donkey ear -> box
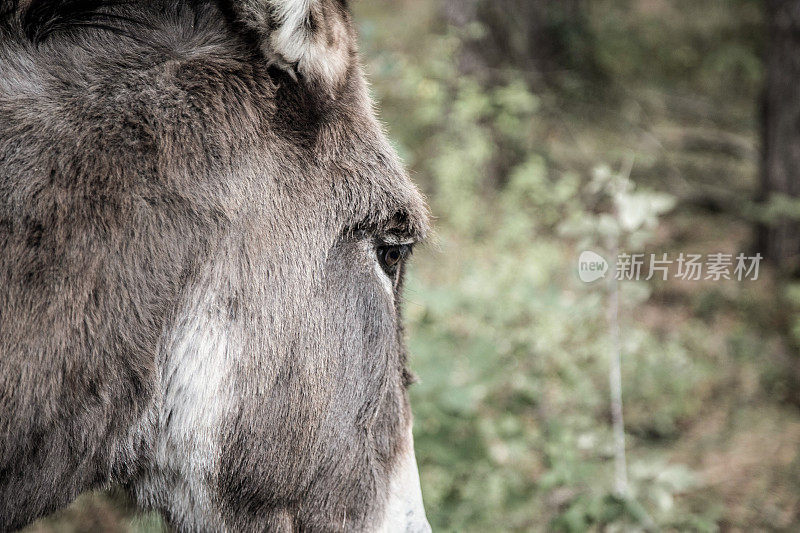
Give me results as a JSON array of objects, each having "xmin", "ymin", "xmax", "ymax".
[{"xmin": 233, "ymin": 0, "xmax": 353, "ymax": 93}]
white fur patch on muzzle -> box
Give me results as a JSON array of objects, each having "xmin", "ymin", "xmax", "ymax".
[{"xmin": 379, "ymin": 426, "xmax": 431, "ymax": 533}]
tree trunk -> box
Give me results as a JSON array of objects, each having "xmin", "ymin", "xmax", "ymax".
[
  {"xmin": 760, "ymin": 0, "xmax": 800, "ymax": 276},
  {"xmin": 441, "ymin": 0, "xmax": 595, "ymax": 88},
  {"xmin": 440, "ymin": 0, "xmax": 597, "ymax": 189}
]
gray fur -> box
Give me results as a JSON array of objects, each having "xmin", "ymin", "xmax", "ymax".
[{"xmin": 0, "ymin": 0, "xmax": 430, "ymax": 530}]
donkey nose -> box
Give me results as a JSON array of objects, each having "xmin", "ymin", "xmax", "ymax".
[
  {"xmin": 380, "ymin": 424, "xmax": 431, "ymax": 533},
  {"xmin": 381, "ymin": 473, "xmax": 431, "ymax": 533},
  {"xmin": 403, "ymin": 512, "xmax": 432, "ymax": 533}
]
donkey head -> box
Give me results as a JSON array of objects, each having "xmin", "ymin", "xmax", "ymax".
[{"xmin": 0, "ymin": 0, "xmax": 431, "ymax": 530}]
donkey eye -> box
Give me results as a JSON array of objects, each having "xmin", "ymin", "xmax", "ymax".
[{"xmin": 376, "ymin": 244, "xmax": 411, "ymax": 276}]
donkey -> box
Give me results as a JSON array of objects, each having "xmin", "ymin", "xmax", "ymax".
[{"xmin": 0, "ymin": 0, "xmax": 432, "ymax": 530}]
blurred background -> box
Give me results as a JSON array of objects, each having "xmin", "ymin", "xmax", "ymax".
[{"xmin": 24, "ymin": 0, "xmax": 800, "ymax": 531}]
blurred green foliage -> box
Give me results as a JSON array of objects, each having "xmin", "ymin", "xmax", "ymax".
[{"xmin": 355, "ymin": 0, "xmax": 799, "ymax": 531}]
